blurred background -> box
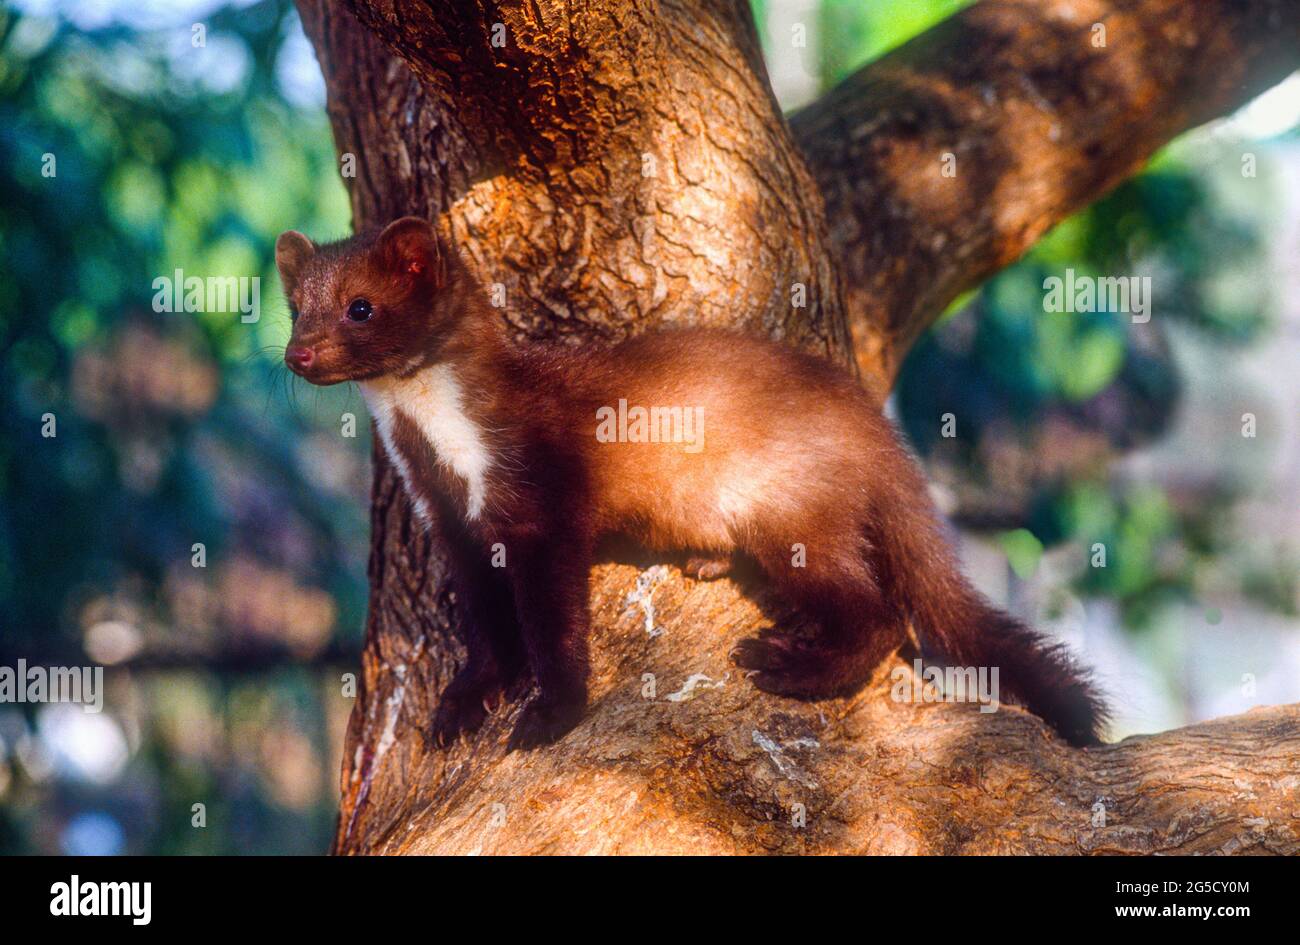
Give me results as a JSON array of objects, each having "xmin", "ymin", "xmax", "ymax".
[{"xmin": 0, "ymin": 0, "xmax": 1296, "ymax": 854}]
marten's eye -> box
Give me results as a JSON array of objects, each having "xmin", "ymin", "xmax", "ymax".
[
  {"xmin": 288, "ymin": 306, "xmax": 299, "ymax": 323},
  {"xmin": 347, "ymin": 298, "xmax": 373, "ymax": 322}
]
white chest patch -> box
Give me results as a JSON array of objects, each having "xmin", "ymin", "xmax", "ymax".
[{"xmin": 361, "ymin": 364, "xmax": 492, "ymax": 522}]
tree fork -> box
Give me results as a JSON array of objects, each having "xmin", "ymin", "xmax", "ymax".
[{"xmin": 294, "ymin": 0, "xmax": 1300, "ymax": 855}]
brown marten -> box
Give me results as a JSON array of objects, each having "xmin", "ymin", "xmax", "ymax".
[{"xmin": 276, "ymin": 216, "xmax": 1107, "ymax": 750}]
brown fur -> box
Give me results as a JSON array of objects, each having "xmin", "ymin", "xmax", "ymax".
[{"xmin": 277, "ymin": 217, "xmax": 1108, "ymax": 749}]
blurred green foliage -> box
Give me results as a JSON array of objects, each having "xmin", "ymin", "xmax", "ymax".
[
  {"xmin": 1, "ymin": 0, "xmax": 357, "ymax": 853},
  {"xmin": 895, "ymin": 154, "xmax": 1288, "ymax": 628},
  {"xmin": 818, "ymin": 0, "xmax": 972, "ymax": 79}
]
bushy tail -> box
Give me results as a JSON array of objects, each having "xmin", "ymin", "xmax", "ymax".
[
  {"xmin": 917, "ymin": 583, "xmax": 1107, "ymax": 746},
  {"xmin": 875, "ymin": 493, "xmax": 1108, "ymax": 746}
]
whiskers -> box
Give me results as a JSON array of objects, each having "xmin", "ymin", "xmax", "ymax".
[
  {"xmin": 245, "ymin": 342, "xmax": 314, "ymax": 422},
  {"xmin": 272, "ymin": 363, "xmax": 364, "ymax": 429}
]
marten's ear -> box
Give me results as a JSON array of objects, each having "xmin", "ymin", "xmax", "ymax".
[
  {"xmin": 376, "ymin": 216, "xmax": 444, "ymax": 286},
  {"xmin": 275, "ymin": 231, "xmax": 316, "ymax": 293}
]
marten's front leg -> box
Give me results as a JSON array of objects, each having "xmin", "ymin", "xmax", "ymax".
[
  {"xmin": 505, "ymin": 536, "xmax": 593, "ymax": 750},
  {"xmin": 431, "ymin": 545, "xmax": 526, "ymax": 746}
]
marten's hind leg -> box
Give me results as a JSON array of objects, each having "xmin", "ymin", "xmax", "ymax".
[{"xmin": 731, "ymin": 535, "xmax": 905, "ymax": 698}]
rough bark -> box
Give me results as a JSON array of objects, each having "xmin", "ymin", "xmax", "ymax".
[{"xmin": 292, "ymin": 0, "xmax": 1300, "ymax": 855}]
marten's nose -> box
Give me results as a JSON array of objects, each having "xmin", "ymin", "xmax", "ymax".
[{"xmin": 285, "ymin": 346, "xmax": 315, "ymax": 372}]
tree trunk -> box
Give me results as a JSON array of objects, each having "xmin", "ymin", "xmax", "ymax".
[{"xmin": 294, "ymin": 0, "xmax": 1300, "ymax": 855}]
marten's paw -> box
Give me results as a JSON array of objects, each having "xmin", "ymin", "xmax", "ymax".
[
  {"xmin": 731, "ymin": 637, "xmax": 865, "ymax": 699},
  {"xmin": 683, "ymin": 555, "xmax": 732, "ymax": 581},
  {"xmin": 506, "ymin": 695, "xmax": 585, "ymax": 751},
  {"xmin": 429, "ymin": 676, "xmax": 502, "ymax": 747}
]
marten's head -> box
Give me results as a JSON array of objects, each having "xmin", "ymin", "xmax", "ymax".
[{"xmin": 275, "ymin": 216, "xmax": 457, "ymax": 385}]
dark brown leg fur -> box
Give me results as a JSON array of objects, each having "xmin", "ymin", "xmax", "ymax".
[
  {"xmin": 505, "ymin": 536, "xmax": 593, "ymax": 750},
  {"xmin": 732, "ymin": 530, "xmax": 905, "ymax": 697},
  {"xmin": 431, "ymin": 549, "xmax": 527, "ymax": 746}
]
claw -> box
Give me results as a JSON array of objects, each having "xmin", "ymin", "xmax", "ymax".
[
  {"xmin": 731, "ymin": 634, "xmax": 864, "ymax": 699},
  {"xmin": 684, "ymin": 555, "xmax": 732, "ymax": 581},
  {"xmin": 430, "ymin": 676, "xmax": 498, "ymax": 748},
  {"xmin": 506, "ymin": 697, "xmax": 585, "ymax": 751}
]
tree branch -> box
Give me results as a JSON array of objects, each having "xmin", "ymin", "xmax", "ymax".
[{"xmin": 792, "ymin": 0, "xmax": 1300, "ymax": 382}]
